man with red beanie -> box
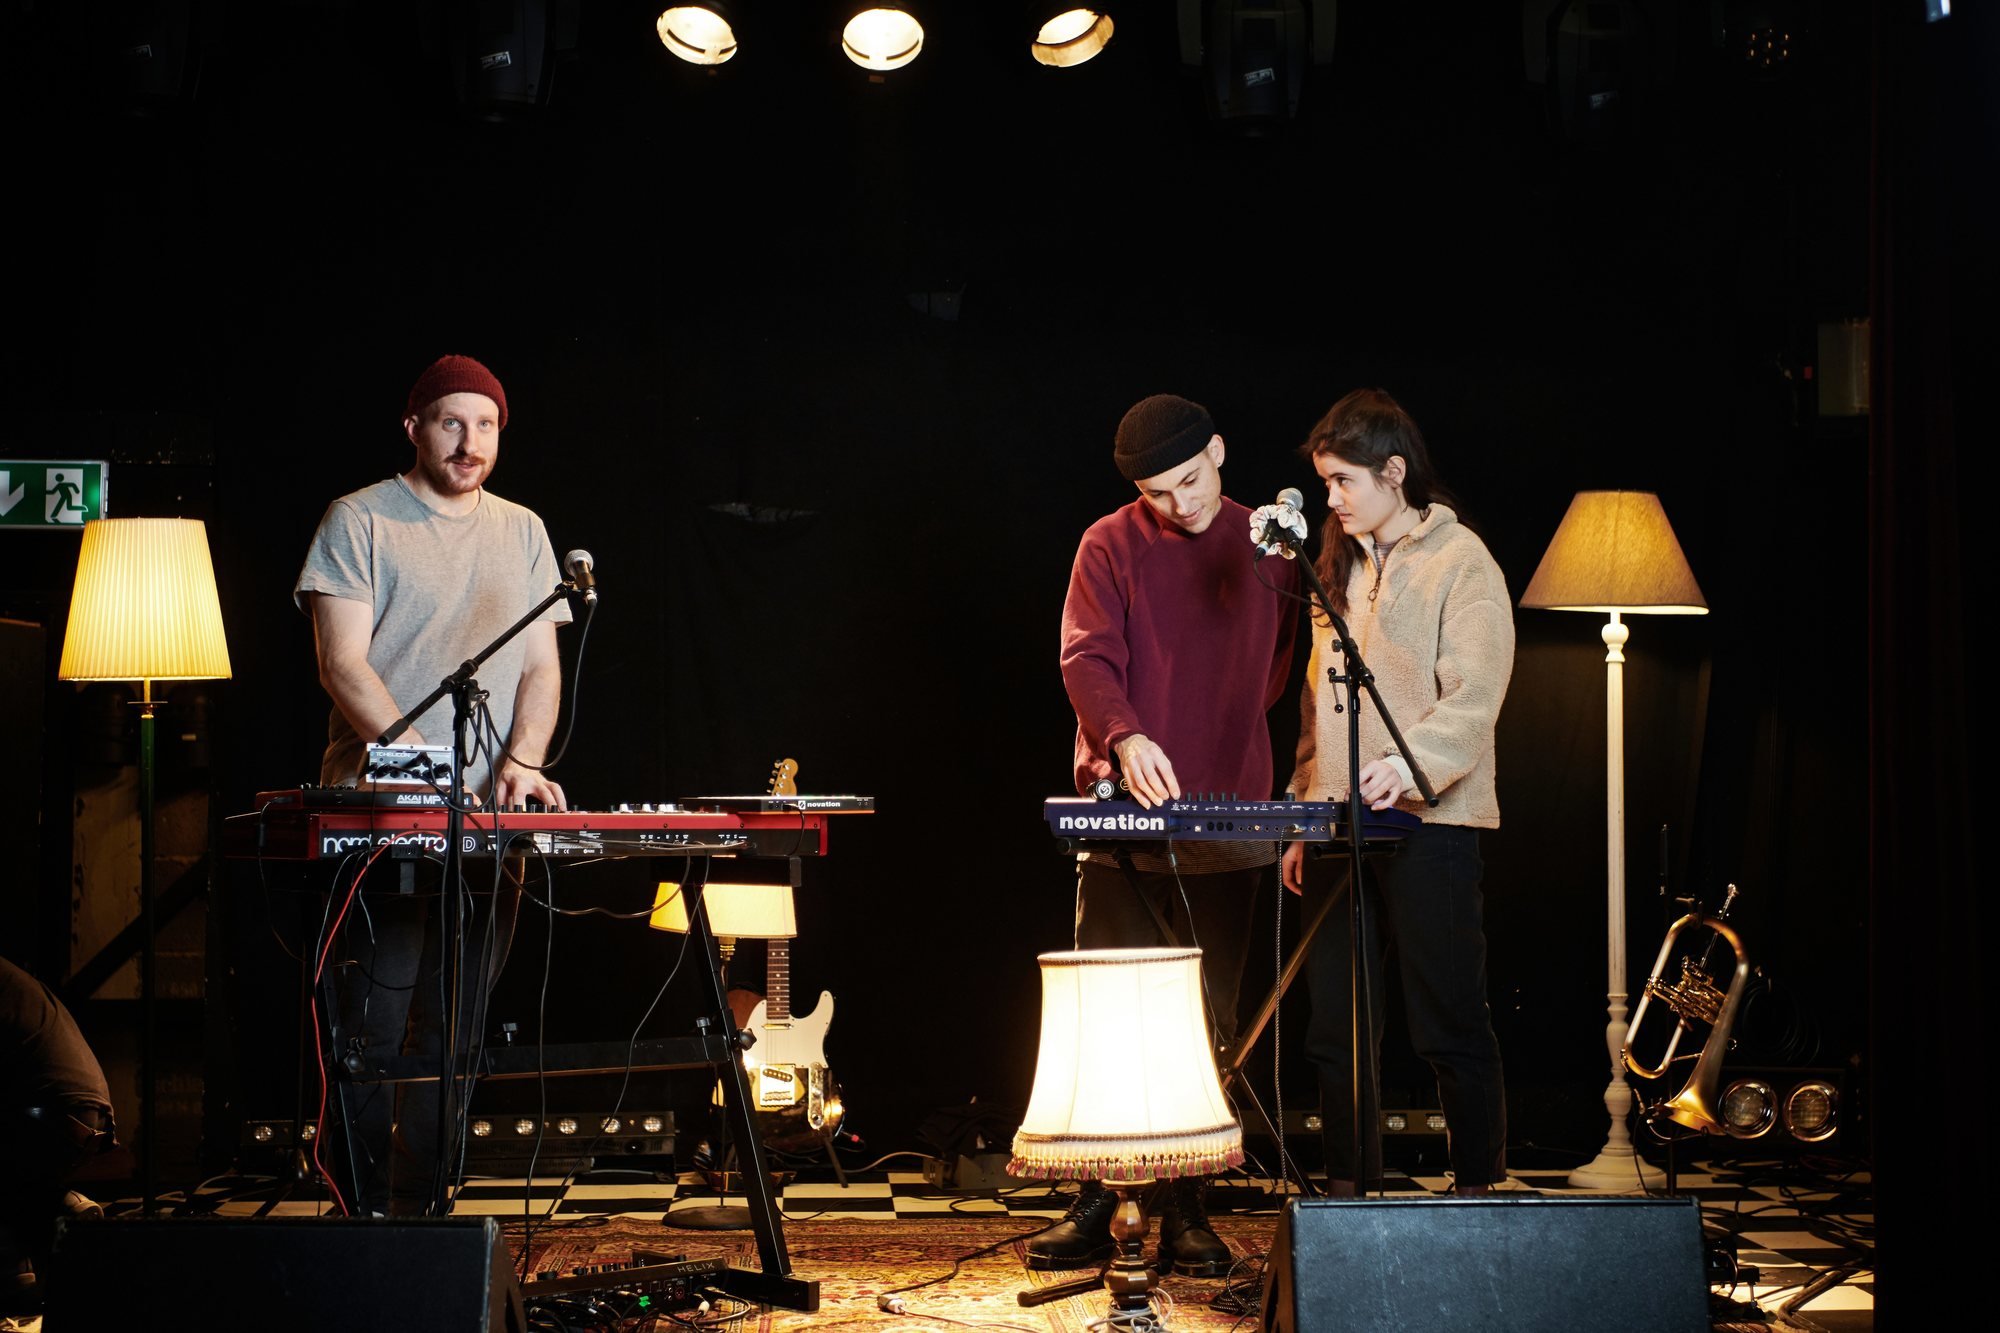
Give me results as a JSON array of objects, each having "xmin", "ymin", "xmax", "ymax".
[
  {"xmin": 1035, "ymin": 393, "xmax": 1300, "ymax": 1275},
  {"xmin": 293, "ymin": 353, "xmax": 571, "ymax": 1214}
]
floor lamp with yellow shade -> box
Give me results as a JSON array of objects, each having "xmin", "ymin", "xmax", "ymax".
[
  {"xmin": 56, "ymin": 517, "xmax": 232, "ymax": 1215},
  {"xmin": 1518, "ymin": 491, "xmax": 1707, "ymax": 1191}
]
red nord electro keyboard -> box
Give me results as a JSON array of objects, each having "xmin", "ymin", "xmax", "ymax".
[
  {"xmin": 1044, "ymin": 796, "xmax": 1419, "ymax": 849},
  {"xmin": 224, "ymin": 787, "xmax": 873, "ymax": 861}
]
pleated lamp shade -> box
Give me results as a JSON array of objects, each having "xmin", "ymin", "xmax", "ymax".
[
  {"xmin": 1009, "ymin": 948, "xmax": 1243, "ymax": 1184},
  {"xmin": 58, "ymin": 518, "xmax": 233, "ymax": 682},
  {"xmin": 1518, "ymin": 491, "xmax": 1709, "ymax": 615}
]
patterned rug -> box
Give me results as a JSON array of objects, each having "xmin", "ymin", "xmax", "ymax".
[{"xmin": 504, "ymin": 1213, "xmax": 1281, "ymax": 1331}]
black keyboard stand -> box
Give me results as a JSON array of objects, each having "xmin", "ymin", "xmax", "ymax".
[
  {"xmin": 337, "ymin": 872, "xmax": 820, "ymax": 1313},
  {"xmin": 1214, "ymin": 835, "xmax": 1407, "ymax": 1197}
]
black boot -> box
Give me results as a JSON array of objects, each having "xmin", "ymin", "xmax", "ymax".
[
  {"xmin": 1025, "ymin": 1182, "xmax": 1116, "ymax": 1271},
  {"xmin": 1156, "ymin": 1176, "xmax": 1232, "ymax": 1277}
]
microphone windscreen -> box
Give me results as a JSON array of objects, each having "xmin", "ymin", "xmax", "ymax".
[{"xmin": 1277, "ymin": 487, "xmax": 1306, "ymax": 510}]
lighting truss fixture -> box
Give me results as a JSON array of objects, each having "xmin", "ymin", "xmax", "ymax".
[
  {"xmin": 658, "ymin": 5, "xmax": 739, "ymax": 66},
  {"xmin": 1274, "ymin": 1107, "xmax": 1445, "ymax": 1137},
  {"xmin": 462, "ymin": 1110, "xmax": 677, "ymax": 1168},
  {"xmin": 467, "ymin": 1113, "xmax": 666, "ymax": 1138},
  {"xmin": 1718, "ymin": 1078, "xmax": 1777, "ymax": 1139},
  {"xmin": 1030, "ymin": 6, "xmax": 1114, "ymax": 68},
  {"xmin": 1780, "ymin": 1079, "xmax": 1839, "ymax": 1143},
  {"xmin": 842, "ymin": 5, "xmax": 924, "ymax": 72},
  {"xmin": 1715, "ymin": 1071, "xmax": 1841, "ymax": 1145}
]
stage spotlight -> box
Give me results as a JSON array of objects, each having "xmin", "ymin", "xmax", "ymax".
[
  {"xmin": 657, "ymin": 5, "xmax": 739, "ymax": 66},
  {"xmin": 1182, "ymin": 0, "xmax": 1330, "ymax": 131},
  {"xmin": 446, "ymin": 0, "xmax": 578, "ymax": 119},
  {"xmin": 1524, "ymin": 0, "xmax": 1667, "ymax": 147},
  {"xmin": 1030, "ymin": 6, "xmax": 1114, "ymax": 68},
  {"xmin": 842, "ymin": 6, "xmax": 924, "ymax": 72}
]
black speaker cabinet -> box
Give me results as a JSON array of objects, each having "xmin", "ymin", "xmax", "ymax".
[
  {"xmin": 1261, "ymin": 1196, "xmax": 1709, "ymax": 1332},
  {"xmin": 42, "ymin": 1216, "xmax": 524, "ymax": 1332}
]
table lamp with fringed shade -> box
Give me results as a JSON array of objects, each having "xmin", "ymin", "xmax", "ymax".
[
  {"xmin": 1010, "ymin": 948, "xmax": 1243, "ymax": 1324},
  {"xmin": 1519, "ymin": 491, "xmax": 1706, "ymax": 1191},
  {"xmin": 57, "ymin": 517, "xmax": 232, "ymax": 1215},
  {"xmin": 651, "ymin": 881, "xmax": 797, "ymax": 950}
]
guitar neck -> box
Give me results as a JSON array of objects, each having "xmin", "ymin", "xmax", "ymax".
[{"xmin": 764, "ymin": 938, "xmax": 792, "ymax": 1023}]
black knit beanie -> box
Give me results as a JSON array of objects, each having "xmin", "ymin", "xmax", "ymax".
[{"xmin": 1113, "ymin": 394, "xmax": 1216, "ymax": 481}]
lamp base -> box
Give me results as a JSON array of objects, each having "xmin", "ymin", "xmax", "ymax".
[
  {"xmin": 1103, "ymin": 1181, "xmax": 1163, "ymax": 1325},
  {"xmin": 660, "ymin": 1205, "xmax": 754, "ymax": 1230},
  {"xmin": 1569, "ymin": 1067, "xmax": 1667, "ymax": 1191},
  {"xmin": 1567, "ymin": 1148, "xmax": 1666, "ymax": 1191}
]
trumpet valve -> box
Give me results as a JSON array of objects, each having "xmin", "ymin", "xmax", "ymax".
[{"xmin": 1649, "ymin": 959, "xmax": 1726, "ymax": 1026}]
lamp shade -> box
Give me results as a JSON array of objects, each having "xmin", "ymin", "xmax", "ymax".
[
  {"xmin": 1517, "ymin": 491, "xmax": 1709, "ymax": 615},
  {"xmin": 58, "ymin": 518, "xmax": 233, "ymax": 681},
  {"xmin": 1009, "ymin": 948, "xmax": 1243, "ymax": 1183},
  {"xmin": 651, "ymin": 881, "xmax": 797, "ymax": 938}
]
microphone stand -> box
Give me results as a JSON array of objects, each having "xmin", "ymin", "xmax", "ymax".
[
  {"xmin": 375, "ymin": 572, "xmax": 591, "ymax": 1216},
  {"xmin": 1262, "ymin": 535, "xmax": 1436, "ymax": 1196}
]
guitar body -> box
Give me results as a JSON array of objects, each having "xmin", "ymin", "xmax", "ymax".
[
  {"xmin": 708, "ymin": 758, "xmax": 848, "ymax": 1160},
  {"xmin": 742, "ymin": 991, "xmax": 836, "ymax": 1074},
  {"xmin": 737, "ymin": 990, "xmax": 842, "ymax": 1153}
]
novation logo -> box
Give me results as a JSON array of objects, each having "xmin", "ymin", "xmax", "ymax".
[{"xmin": 1057, "ymin": 812, "xmax": 1168, "ymax": 833}]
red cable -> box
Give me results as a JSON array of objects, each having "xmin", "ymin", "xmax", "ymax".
[{"xmin": 306, "ymin": 835, "xmax": 412, "ymax": 1216}]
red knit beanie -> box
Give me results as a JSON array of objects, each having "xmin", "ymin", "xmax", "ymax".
[{"xmin": 405, "ymin": 354, "xmax": 508, "ymax": 429}]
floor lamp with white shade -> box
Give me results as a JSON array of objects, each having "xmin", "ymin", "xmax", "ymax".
[
  {"xmin": 1518, "ymin": 491, "xmax": 1706, "ymax": 1191},
  {"xmin": 56, "ymin": 517, "xmax": 232, "ymax": 1215}
]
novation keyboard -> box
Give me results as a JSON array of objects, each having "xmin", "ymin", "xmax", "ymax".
[
  {"xmin": 1044, "ymin": 796, "xmax": 1421, "ymax": 849},
  {"xmin": 225, "ymin": 788, "xmax": 872, "ymax": 861}
]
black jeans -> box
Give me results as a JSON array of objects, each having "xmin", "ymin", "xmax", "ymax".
[
  {"xmin": 324, "ymin": 859, "xmax": 520, "ymax": 1214},
  {"xmin": 1074, "ymin": 858, "xmax": 1262, "ymax": 1057},
  {"xmin": 1303, "ymin": 823, "xmax": 1507, "ymax": 1187}
]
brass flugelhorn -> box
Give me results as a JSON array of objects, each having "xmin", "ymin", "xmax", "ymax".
[{"xmin": 1622, "ymin": 884, "xmax": 1750, "ymax": 1135}]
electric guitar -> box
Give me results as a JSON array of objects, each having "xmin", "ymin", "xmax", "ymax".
[{"xmin": 715, "ymin": 759, "xmax": 845, "ymax": 1156}]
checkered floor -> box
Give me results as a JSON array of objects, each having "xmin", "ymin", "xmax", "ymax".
[{"xmin": 149, "ymin": 1155, "xmax": 1871, "ymax": 1327}]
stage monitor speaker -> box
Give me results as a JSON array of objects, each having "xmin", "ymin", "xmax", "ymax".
[
  {"xmin": 41, "ymin": 1216, "xmax": 525, "ymax": 1333},
  {"xmin": 1260, "ymin": 1196, "xmax": 1708, "ymax": 1332}
]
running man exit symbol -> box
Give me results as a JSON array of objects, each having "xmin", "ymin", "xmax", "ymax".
[
  {"xmin": 0, "ymin": 460, "xmax": 107, "ymax": 529},
  {"xmin": 48, "ymin": 469, "xmax": 87, "ymax": 524}
]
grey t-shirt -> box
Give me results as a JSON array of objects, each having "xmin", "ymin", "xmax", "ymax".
[{"xmin": 294, "ymin": 475, "xmax": 572, "ymax": 796}]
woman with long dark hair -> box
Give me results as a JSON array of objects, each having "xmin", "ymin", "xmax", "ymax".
[{"xmin": 1280, "ymin": 388, "xmax": 1514, "ymax": 1195}]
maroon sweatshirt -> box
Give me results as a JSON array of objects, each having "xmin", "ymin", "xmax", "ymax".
[{"xmin": 1061, "ymin": 496, "xmax": 1300, "ymax": 803}]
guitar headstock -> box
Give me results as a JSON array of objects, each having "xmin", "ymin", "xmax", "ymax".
[{"xmin": 768, "ymin": 757, "xmax": 799, "ymax": 797}]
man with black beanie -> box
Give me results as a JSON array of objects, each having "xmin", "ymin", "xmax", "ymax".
[{"xmin": 1040, "ymin": 394, "xmax": 1300, "ymax": 1275}]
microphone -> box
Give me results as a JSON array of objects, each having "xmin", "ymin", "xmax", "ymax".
[
  {"xmin": 1251, "ymin": 488, "xmax": 1309, "ymax": 558},
  {"xmin": 564, "ymin": 549, "xmax": 597, "ymax": 602}
]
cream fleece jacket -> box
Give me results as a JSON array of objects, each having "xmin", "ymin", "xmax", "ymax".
[{"xmin": 1287, "ymin": 503, "xmax": 1514, "ymax": 828}]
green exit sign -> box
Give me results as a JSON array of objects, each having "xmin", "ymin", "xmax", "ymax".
[{"xmin": 1, "ymin": 460, "xmax": 108, "ymax": 529}]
